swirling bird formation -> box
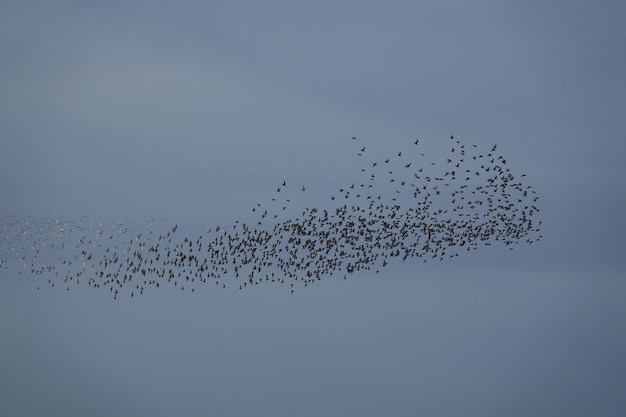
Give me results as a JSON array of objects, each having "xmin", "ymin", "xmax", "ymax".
[{"xmin": 0, "ymin": 136, "xmax": 542, "ymax": 297}]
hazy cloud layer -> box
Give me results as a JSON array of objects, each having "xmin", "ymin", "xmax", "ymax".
[{"xmin": 1, "ymin": 1, "xmax": 625, "ymax": 416}]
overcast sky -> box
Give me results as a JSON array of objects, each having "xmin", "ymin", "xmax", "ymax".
[{"xmin": 1, "ymin": 1, "xmax": 625, "ymax": 416}]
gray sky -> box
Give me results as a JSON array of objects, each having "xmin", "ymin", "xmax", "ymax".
[{"xmin": 1, "ymin": 1, "xmax": 625, "ymax": 416}]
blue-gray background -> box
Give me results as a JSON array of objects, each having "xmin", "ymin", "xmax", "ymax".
[{"xmin": 1, "ymin": 1, "xmax": 625, "ymax": 416}]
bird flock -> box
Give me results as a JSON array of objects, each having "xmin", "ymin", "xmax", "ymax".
[{"xmin": 0, "ymin": 136, "xmax": 542, "ymax": 298}]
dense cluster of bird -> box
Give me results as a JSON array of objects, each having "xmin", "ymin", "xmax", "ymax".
[{"xmin": 0, "ymin": 136, "xmax": 542, "ymax": 297}]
